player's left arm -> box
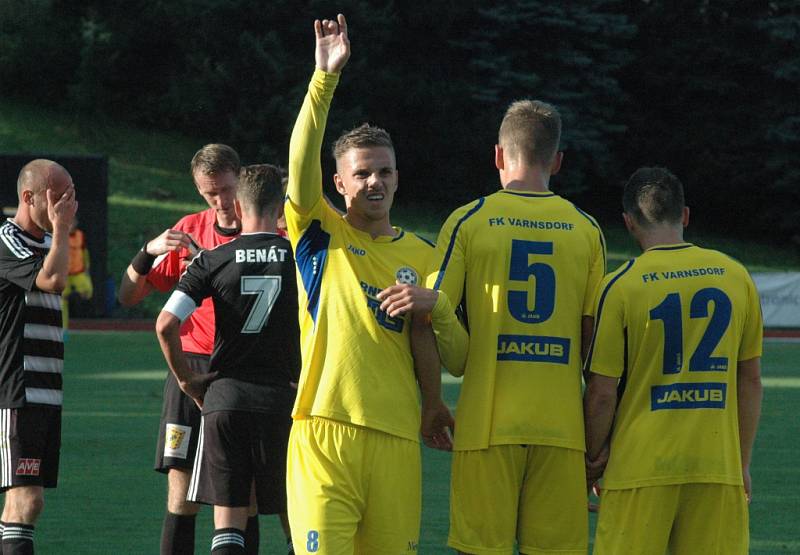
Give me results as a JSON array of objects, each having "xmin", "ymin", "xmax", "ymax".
[
  {"xmin": 736, "ymin": 274, "xmax": 764, "ymax": 501},
  {"xmin": 737, "ymin": 356, "xmax": 762, "ymax": 501},
  {"xmin": 584, "ymin": 372, "xmax": 618, "ymax": 462},
  {"xmin": 411, "ymin": 316, "xmax": 454, "ymax": 451}
]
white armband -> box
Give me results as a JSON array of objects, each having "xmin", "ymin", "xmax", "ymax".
[{"xmin": 162, "ymin": 291, "xmax": 198, "ymax": 323}]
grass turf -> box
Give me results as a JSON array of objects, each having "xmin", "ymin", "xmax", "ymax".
[{"xmin": 21, "ymin": 332, "xmax": 800, "ymax": 553}]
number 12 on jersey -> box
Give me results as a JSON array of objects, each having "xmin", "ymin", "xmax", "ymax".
[{"xmin": 649, "ymin": 287, "xmax": 732, "ymax": 374}]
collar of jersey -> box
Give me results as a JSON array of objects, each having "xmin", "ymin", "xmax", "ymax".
[
  {"xmin": 646, "ymin": 242, "xmax": 694, "ymax": 252},
  {"xmin": 499, "ymin": 190, "xmax": 556, "ymax": 198},
  {"xmin": 5, "ymin": 218, "xmax": 50, "ymax": 243},
  {"xmin": 348, "ymin": 224, "xmax": 405, "ymax": 243}
]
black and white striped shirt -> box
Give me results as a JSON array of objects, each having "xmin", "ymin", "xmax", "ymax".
[{"xmin": 0, "ymin": 219, "xmax": 63, "ymax": 408}]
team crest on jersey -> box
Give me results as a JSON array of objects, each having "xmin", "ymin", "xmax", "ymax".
[
  {"xmin": 164, "ymin": 424, "xmax": 192, "ymax": 459},
  {"xmin": 395, "ymin": 267, "xmax": 418, "ymax": 285}
]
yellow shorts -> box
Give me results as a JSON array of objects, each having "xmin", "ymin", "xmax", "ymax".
[
  {"xmin": 594, "ymin": 483, "xmax": 749, "ymax": 555},
  {"xmin": 286, "ymin": 417, "xmax": 421, "ymax": 554},
  {"xmin": 449, "ymin": 444, "xmax": 587, "ymax": 555}
]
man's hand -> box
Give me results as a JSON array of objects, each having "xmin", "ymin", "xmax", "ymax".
[
  {"xmin": 743, "ymin": 466, "xmax": 752, "ymax": 504},
  {"xmin": 377, "ymin": 283, "xmax": 438, "ymax": 318},
  {"xmin": 47, "ymin": 185, "xmax": 77, "ymax": 232},
  {"xmin": 178, "ymin": 371, "xmax": 218, "ymax": 410},
  {"xmin": 146, "ymin": 228, "xmax": 195, "ymax": 257},
  {"xmin": 421, "ymin": 399, "xmax": 454, "ymax": 451},
  {"xmin": 315, "ymin": 14, "xmax": 350, "ymax": 74},
  {"xmin": 586, "ymin": 443, "xmax": 609, "ymax": 483}
]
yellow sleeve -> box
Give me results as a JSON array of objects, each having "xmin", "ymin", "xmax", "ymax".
[
  {"xmin": 586, "ymin": 272, "xmax": 627, "ymax": 378},
  {"xmin": 739, "ymin": 272, "xmax": 764, "ymax": 361},
  {"xmin": 583, "ymin": 223, "xmax": 607, "ymax": 316},
  {"xmin": 430, "ymin": 291, "xmax": 469, "ymax": 376},
  {"xmin": 287, "ymin": 69, "xmax": 340, "ymax": 214}
]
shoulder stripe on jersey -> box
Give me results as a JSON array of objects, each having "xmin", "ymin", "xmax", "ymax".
[
  {"xmin": 295, "ymin": 219, "xmax": 330, "ymax": 323},
  {"xmin": 433, "ymin": 198, "xmax": 485, "ymax": 291},
  {"xmin": 25, "ymin": 291, "xmax": 61, "ymax": 310},
  {"xmin": 570, "ymin": 203, "xmax": 607, "ymax": 269},
  {"xmin": 0, "ymin": 225, "xmax": 34, "ymax": 259},
  {"xmin": 24, "ymin": 356, "xmax": 63, "ymax": 374},
  {"xmin": 585, "ymin": 258, "xmax": 635, "ymax": 369},
  {"xmin": 25, "ymin": 388, "xmax": 63, "ymax": 406},
  {"xmin": 413, "ymin": 233, "xmax": 435, "ymax": 248},
  {"xmin": 391, "ymin": 230, "xmax": 406, "ymax": 242},
  {"xmin": 24, "ymin": 324, "xmax": 63, "ymax": 343}
]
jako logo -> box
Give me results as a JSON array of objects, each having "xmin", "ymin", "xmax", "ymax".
[{"xmin": 16, "ymin": 458, "xmax": 41, "ymax": 476}]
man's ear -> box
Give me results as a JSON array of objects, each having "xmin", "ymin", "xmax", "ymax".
[
  {"xmin": 333, "ymin": 174, "xmax": 346, "ymax": 195},
  {"xmin": 682, "ymin": 206, "xmax": 690, "ymax": 228},
  {"xmin": 622, "ymin": 212, "xmax": 634, "ymax": 233},
  {"xmin": 550, "ymin": 151, "xmax": 564, "ymax": 176},
  {"xmin": 494, "ymin": 144, "xmax": 504, "ymax": 171}
]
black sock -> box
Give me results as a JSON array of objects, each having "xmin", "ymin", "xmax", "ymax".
[
  {"xmin": 2, "ymin": 522, "xmax": 34, "ymax": 555},
  {"xmin": 244, "ymin": 516, "xmax": 259, "ymax": 555},
  {"xmin": 160, "ymin": 512, "xmax": 196, "ymax": 555},
  {"xmin": 211, "ymin": 527, "xmax": 245, "ymax": 554}
]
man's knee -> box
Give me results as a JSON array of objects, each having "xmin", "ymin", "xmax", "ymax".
[
  {"xmin": 166, "ymin": 469, "xmax": 200, "ymax": 515},
  {"xmin": 3, "ymin": 486, "xmax": 45, "ymax": 523}
]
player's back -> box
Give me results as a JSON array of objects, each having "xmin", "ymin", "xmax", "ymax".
[
  {"xmin": 431, "ymin": 190, "xmax": 605, "ymax": 450},
  {"xmin": 179, "ymin": 232, "xmax": 300, "ymax": 390},
  {"xmin": 590, "ymin": 243, "xmax": 762, "ymax": 488}
]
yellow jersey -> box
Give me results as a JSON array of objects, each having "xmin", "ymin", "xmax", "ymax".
[
  {"xmin": 285, "ymin": 69, "xmax": 433, "ymax": 442},
  {"xmin": 428, "ymin": 190, "xmax": 606, "ymax": 451},
  {"xmin": 586, "ymin": 243, "xmax": 763, "ymax": 489}
]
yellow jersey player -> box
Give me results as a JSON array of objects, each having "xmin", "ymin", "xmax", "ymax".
[
  {"xmin": 283, "ymin": 14, "xmax": 453, "ymax": 554},
  {"xmin": 584, "ymin": 167, "xmax": 763, "ymax": 554},
  {"xmin": 384, "ymin": 99, "xmax": 606, "ymax": 554}
]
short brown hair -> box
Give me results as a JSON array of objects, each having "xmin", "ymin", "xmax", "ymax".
[
  {"xmin": 237, "ymin": 164, "xmax": 284, "ymax": 214},
  {"xmin": 332, "ymin": 123, "xmax": 394, "ymax": 162},
  {"xmin": 498, "ymin": 100, "xmax": 561, "ymax": 166},
  {"xmin": 622, "ymin": 167, "xmax": 685, "ymax": 227},
  {"xmin": 190, "ymin": 144, "xmax": 241, "ymax": 176}
]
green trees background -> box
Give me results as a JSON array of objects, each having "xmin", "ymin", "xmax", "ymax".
[{"xmin": 2, "ymin": 0, "xmax": 798, "ymax": 240}]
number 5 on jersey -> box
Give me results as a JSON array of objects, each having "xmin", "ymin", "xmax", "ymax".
[{"xmin": 508, "ymin": 240, "xmax": 556, "ymax": 324}]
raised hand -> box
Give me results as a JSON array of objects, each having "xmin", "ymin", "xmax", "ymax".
[
  {"xmin": 146, "ymin": 228, "xmax": 195, "ymax": 256},
  {"xmin": 47, "ymin": 185, "xmax": 77, "ymax": 232},
  {"xmin": 315, "ymin": 13, "xmax": 350, "ymax": 73}
]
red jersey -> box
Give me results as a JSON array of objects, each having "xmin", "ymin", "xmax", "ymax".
[{"xmin": 147, "ymin": 208, "xmax": 239, "ymax": 354}]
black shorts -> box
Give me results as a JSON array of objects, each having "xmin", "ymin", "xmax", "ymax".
[
  {"xmin": 154, "ymin": 353, "xmax": 210, "ymax": 473},
  {"xmin": 186, "ymin": 410, "xmax": 291, "ymax": 514},
  {"xmin": 0, "ymin": 406, "xmax": 61, "ymax": 491}
]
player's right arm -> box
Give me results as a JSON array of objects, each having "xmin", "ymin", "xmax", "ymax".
[
  {"xmin": 35, "ymin": 185, "xmax": 78, "ymax": 293},
  {"xmin": 286, "ymin": 14, "xmax": 350, "ymax": 214},
  {"xmin": 118, "ymin": 228, "xmax": 194, "ymax": 307},
  {"xmin": 155, "ymin": 252, "xmax": 216, "ymax": 407}
]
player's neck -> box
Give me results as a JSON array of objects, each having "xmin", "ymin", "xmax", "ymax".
[
  {"xmin": 500, "ymin": 168, "xmax": 551, "ymax": 193},
  {"xmin": 241, "ymin": 214, "xmax": 278, "ymax": 234},
  {"xmin": 637, "ymin": 228, "xmax": 686, "ymax": 251},
  {"xmin": 215, "ymin": 212, "xmax": 240, "ymax": 230},
  {"xmin": 344, "ymin": 211, "xmax": 396, "ymax": 239},
  {"xmin": 9, "ymin": 208, "xmax": 45, "ymax": 239}
]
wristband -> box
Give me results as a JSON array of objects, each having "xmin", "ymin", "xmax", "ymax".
[{"xmin": 131, "ymin": 243, "xmax": 156, "ymax": 275}]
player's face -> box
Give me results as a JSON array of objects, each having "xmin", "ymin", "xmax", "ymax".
[
  {"xmin": 29, "ymin": 177, "xmax": 72, "ymax": 234},
  {"xmin": 334, "ymin": 147, "xmax": 397, "ymax": 223},
  {"xmin": 193, "ymin": 170, "xmax": 239, "ymax": 226}
]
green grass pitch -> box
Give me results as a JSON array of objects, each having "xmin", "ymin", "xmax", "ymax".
[{"xmin": 27, "ymin": 332, "xmax": 800, "ymax": 553}]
